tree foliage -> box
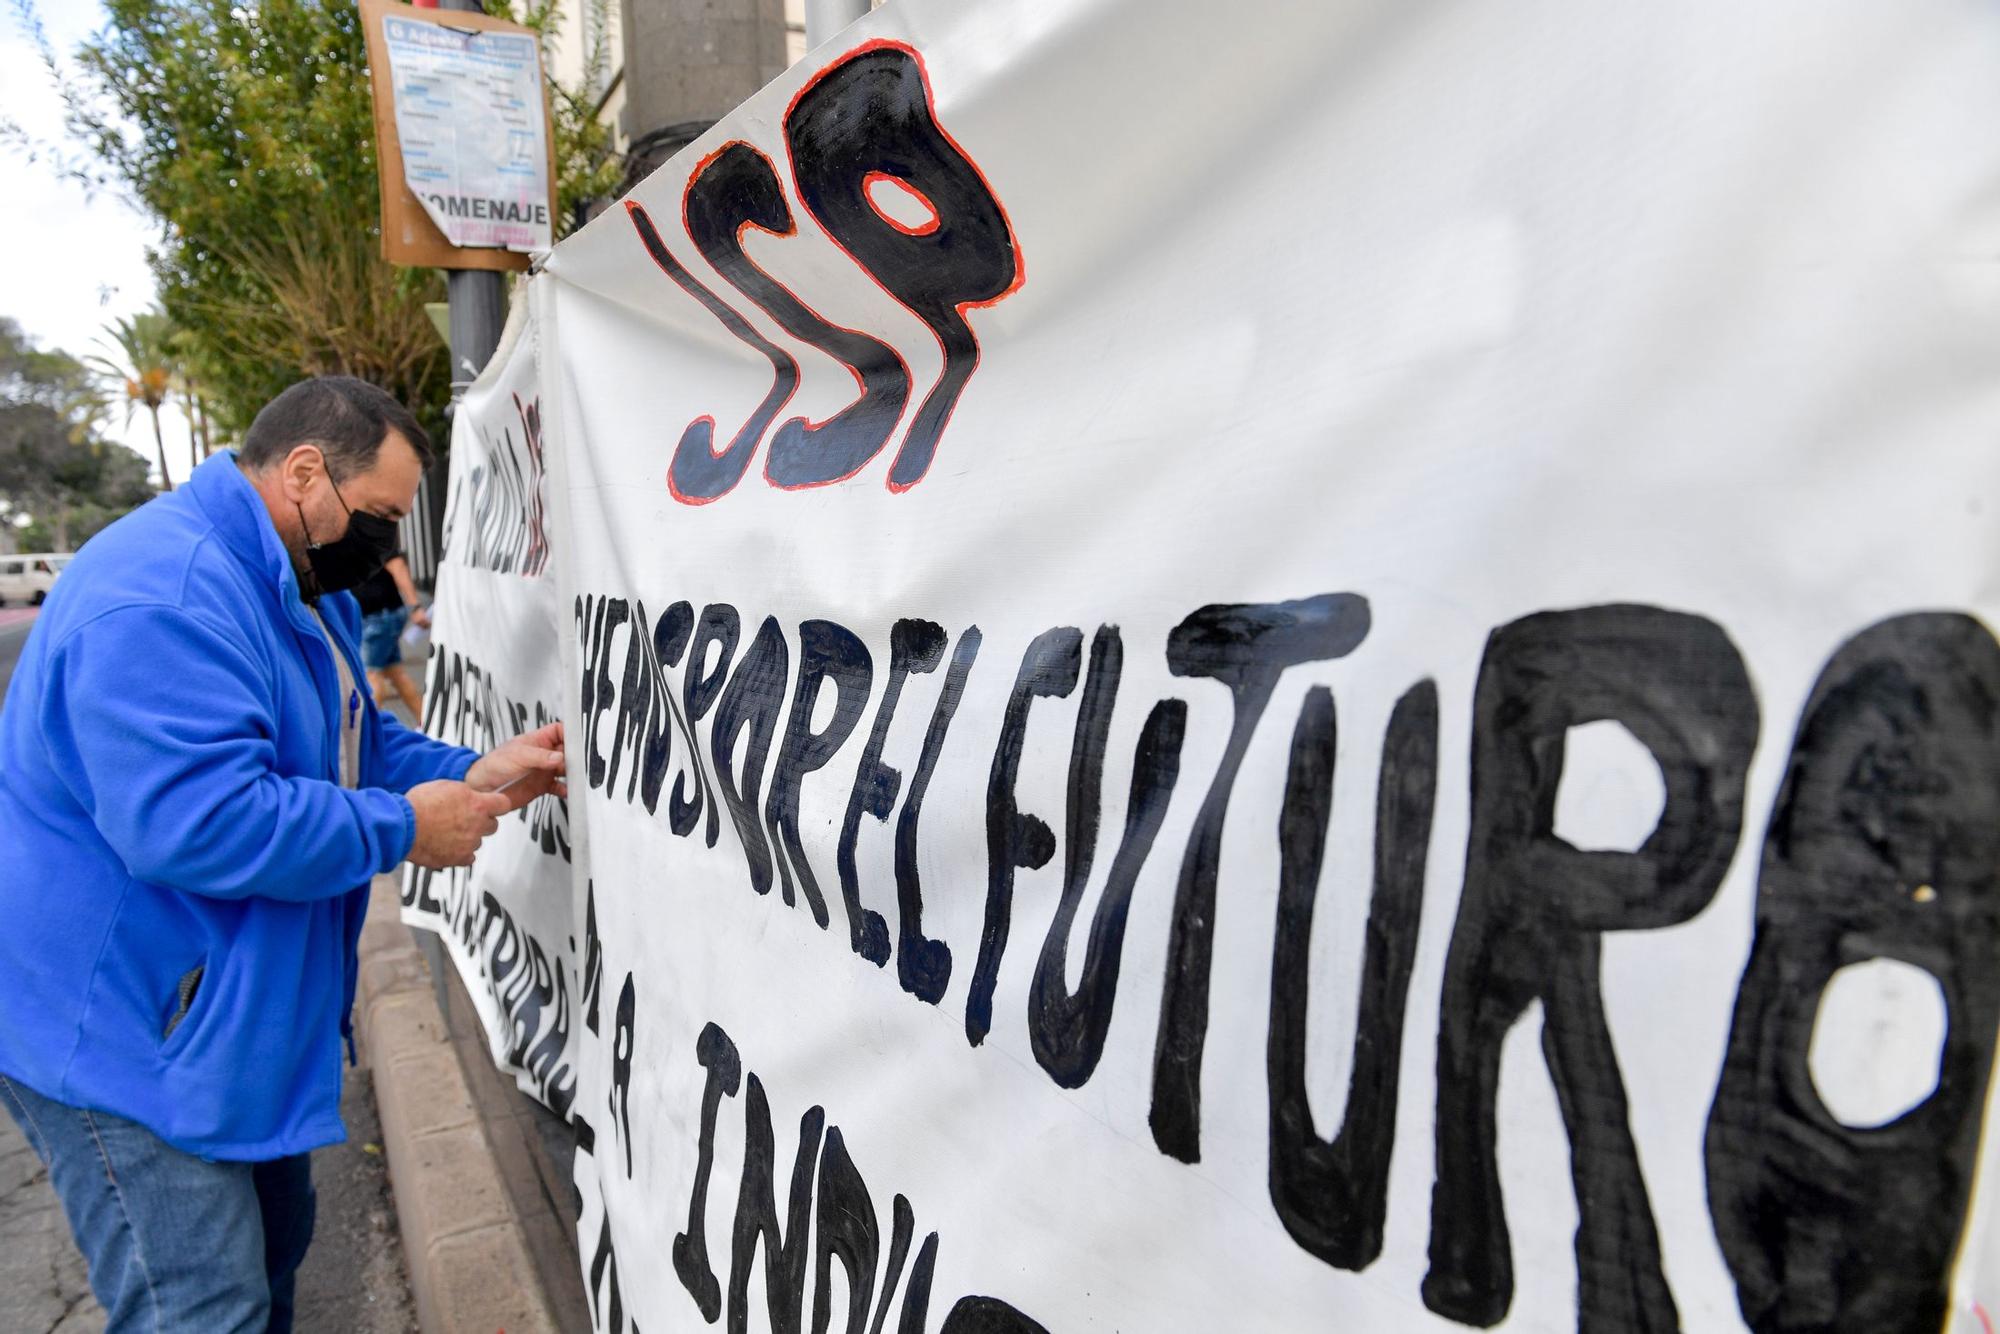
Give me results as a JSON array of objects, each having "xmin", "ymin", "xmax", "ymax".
[
  {"xmin": 0, "ymin": 318, "xmax": 157, "ymax": 551},
  {"xmin": 61, "ymin": 0, "xmax": 449, "ymax": 439},
  {"xmin": 0, "ymin": 314, "xmax": 94, "ymax": 420},
  {"xmin": 34, "ymin": 0, "xmax": 621, "ymax": 440}
]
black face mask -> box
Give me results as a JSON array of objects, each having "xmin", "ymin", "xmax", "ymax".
[{"xmin": 297, "ymin": 461, "xmax": 399, "ymax": 601}]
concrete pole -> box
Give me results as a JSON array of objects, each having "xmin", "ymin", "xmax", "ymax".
[
  {"xmin": 804, "ymin": 0, "xmax": 871, "ymax": 48},
  {"xmin": 616, "ymin": 0, "xmax": 790, "ymax": 192},
  {"xmin": 437, "ymin": 0, "xmax": 509, "ymax": 398}
]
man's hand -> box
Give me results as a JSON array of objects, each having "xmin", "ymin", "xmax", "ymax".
[
  {"xmin": 465, "ymin": 720, "xmax": 567, "ymax": 813},
  {"xmin": 409, "ymin": 604, "xmax": 433, "ymax": 630},
  {"xmin": 406, "ymin": 781, "xmax": 511, "ymax": 869}
]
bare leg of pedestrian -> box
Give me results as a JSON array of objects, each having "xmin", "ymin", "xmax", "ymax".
[{"xmin": 384, "ymin": 664, "xmax": 422, "ymax": 719}]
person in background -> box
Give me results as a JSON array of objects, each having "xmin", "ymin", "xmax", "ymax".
[
  {"xmin": 357, "ymin": 550, "xmax": 430, "ymax": 719},
  {"xmin": 0, "ymin": 376, "xmax": 567, "ymax": 1333}
]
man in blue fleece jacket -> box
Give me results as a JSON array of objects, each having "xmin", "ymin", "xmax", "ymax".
[{"xmin": 0, "ymin": 376, "xmax": 567, "ymax": 1332}]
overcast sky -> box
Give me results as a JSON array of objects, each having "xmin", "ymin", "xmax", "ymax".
[{"xmin": 2, "ymin": 3, "xmax": 198, "ymax": 488}]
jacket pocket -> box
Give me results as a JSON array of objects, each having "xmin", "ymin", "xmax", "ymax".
[{"xmin": 162, "ymin": 963, "xmax": 205, "ymax": 1044}]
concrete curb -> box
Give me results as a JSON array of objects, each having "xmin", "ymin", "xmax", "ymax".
[{"xmin": 356, "ymin": 876, "xmax": 562, "ymax": 1334}]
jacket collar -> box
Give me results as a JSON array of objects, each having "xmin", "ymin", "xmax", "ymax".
[{"xmin": 186, "ymin": 451, "xmax": 316, "ymax": 618}]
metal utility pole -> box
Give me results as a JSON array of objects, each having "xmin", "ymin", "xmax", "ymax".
[
  {"xmin": 437, "ymin": 0, "xmax": 508, "ymax": 396},
  {"xmin": 385, "ymin": 0, "xmax": 510, "ymax": 589},
  {"xmin": 804, "ymin": 0, "xmax": 870, "ymax": 47},
  {"xmin": 444, "ymin": 267, "xmax": 507, "ymax": 395}
]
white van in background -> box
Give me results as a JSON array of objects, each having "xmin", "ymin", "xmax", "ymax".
[{"xmin": 0, "ymin": 554, "xmax": 66, "ymax": 606}]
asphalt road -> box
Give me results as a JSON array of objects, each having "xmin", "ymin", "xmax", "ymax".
[
  {"xmin": 0, "ymin": 607, "xmax": 419, "ymax": 1332},
  {"xmin": 0, "ymin": 608, "xmax": 34, "ymax": 702}
]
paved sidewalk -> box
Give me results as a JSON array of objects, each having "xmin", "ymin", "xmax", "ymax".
[
  {"xmin": 294, "ymin": 1069, "xmax": 421, "ymax": 1332},
  {"xmin": 0, "ymin": 1107, "xmax": 98, "ymax": 1333},
  {"xmin": 356, "ymin": 878, "xmax": 567, "ymax": 1334},
  {"xmin": 0, "ymin": 608, "xmax": 36, "ymax": 698}
]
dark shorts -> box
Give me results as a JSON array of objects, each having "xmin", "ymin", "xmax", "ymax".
[{"xmin": 361, "ymin": 608, "xmax": 408, "ymax": 670}]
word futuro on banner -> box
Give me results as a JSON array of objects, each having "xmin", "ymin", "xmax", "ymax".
[{"xmin": 572, "ymin": 584, "xmax": 2000, "ymax": 1334}]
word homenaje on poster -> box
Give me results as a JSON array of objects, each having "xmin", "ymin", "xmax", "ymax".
[{"xmin": 360, "ymin": 0, "xmax": 554, "ymax": 272}]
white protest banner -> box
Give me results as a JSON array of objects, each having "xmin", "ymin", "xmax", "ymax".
[
  {"xmin": 422, "ymin": 0, "xmax": 2000, "ymax": 1328},
  {"xmin": 378, "ymin": 9, "xmax": 553, "ymax": 252},
  {"xmin": 400, "ymin": 297, "xmax": 577, "ymax": 1115}
]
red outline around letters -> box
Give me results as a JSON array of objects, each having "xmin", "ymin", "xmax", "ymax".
[
  {"xmin": 861, "ymin": 170, "xmax": 942, "ymax": 237},
  {"xmin": 712, "ymin": 142, "xmax": 916, "ymax": 494},
  {"xmin": 782, "ymin": 38, "xmax": 1026, "ymax": 493},
  {"xmin": 626, "ymin": 196, "xmax": 751, "ymax": 507}
]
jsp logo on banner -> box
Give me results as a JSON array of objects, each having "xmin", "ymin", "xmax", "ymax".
[{"xmin": 412, "ymin": 0, "xmax": 2000, "ymax": 1330}]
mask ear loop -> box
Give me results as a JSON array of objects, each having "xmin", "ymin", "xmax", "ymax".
[
  {"xmin": 311, "ymin": 446, "xmax": 359, "ymax": 538},
  {"xmin": 296, "ymin": 468, "xmax": 330, "ymax": 602},
  {"xmin": 295, "ymin": 451, "xmax": 348, "ymax": 599}
]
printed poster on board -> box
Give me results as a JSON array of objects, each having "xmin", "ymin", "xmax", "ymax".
[{"xmin": 379, "ymin": 10, "xmax": 553, "ymax": 252}]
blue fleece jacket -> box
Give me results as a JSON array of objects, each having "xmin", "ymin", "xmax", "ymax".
[{"xmin": 0, "ymin": 452, "xmax": 476, "ymax": 1160}]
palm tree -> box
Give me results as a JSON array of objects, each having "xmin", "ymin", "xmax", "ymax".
[
  {"xmin": 86, "ymin": 310, "xmax": 177, "ymax": 492},
  {"xmin": 166, "ymin": 327, "xmax": 216, "ymax": 472}
]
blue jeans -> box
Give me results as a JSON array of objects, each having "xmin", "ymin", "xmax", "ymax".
[
  {"xmin": 360, "ymin": 607, "xmax": 408, "ymax": 670},
  {"xmin": 0, "ymin": 1073, "xmax": 315, "ymax": 1333}
]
